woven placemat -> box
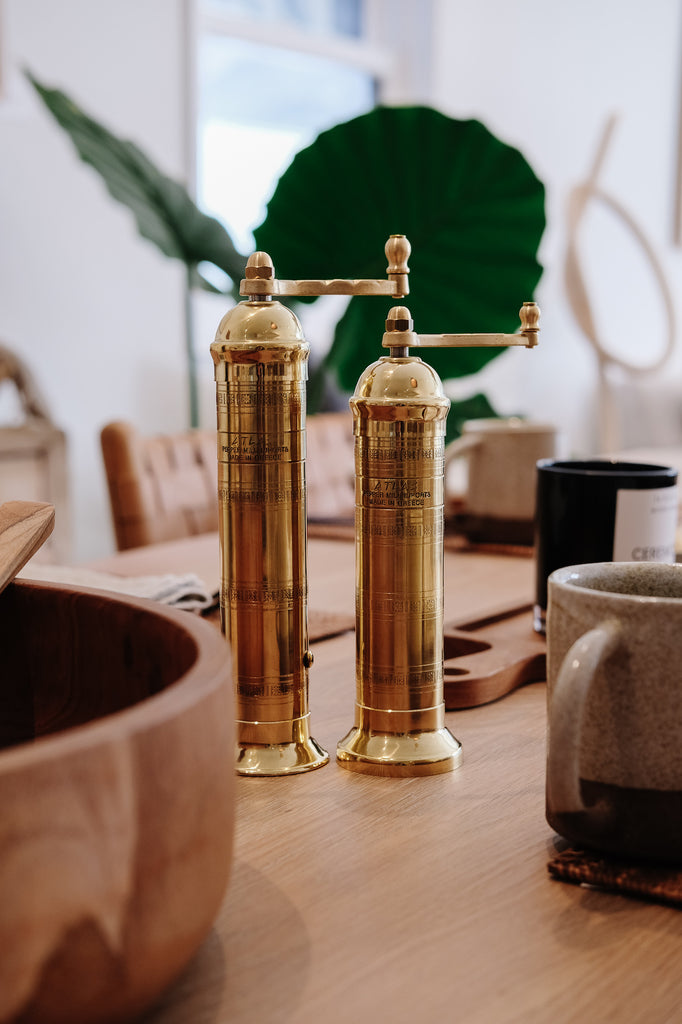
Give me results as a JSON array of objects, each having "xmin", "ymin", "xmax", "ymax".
[
  {"xmin": 548, "ymin": 847, "xmax": 682, "ymax": 908},
  {"xmin": 201, "ymin": 605, "xmax": 354, "ymax": 644},
  {"xmin": 307, "ymin": 520, "xmax": 354, "ymax": 542},
  {"xmin": 444, "ymin": 534, "xmax": 534, "ymax": 558},
  {"xmin": 308, "ymin": 609, "xmax": 355, "ymax": 642}
]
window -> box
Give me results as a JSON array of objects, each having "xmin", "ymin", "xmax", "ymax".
[{"xmin": 191, "ymin": 0, "xmax": 433, "ymax": 262}]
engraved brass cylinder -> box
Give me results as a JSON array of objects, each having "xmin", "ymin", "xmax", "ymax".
[
  {"xmin": 211, "ymin": 297, "xmax": 328, "ymax": 775},
  {"xmin": 337, "ymin": 354, "xmax": 462, "ymax": 776}
]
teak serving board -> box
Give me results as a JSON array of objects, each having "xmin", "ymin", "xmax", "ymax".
[{"xmin": 444, "ymin": 601, "xmax": 546, "ymax": 709}]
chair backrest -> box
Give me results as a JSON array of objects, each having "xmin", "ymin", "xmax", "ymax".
[
  {"xmin": 100, "ymin": 421, "xmax": 218, "ymax": 551},
  {"xmin": 305, "ymin": 411, "xmax": 355, "ymax": 521},
  {"xmin": 102, "ymin": 412, "xmax": 356, "ymax": 551}
]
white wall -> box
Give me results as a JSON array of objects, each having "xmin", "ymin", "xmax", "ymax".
[
  {"xmin": 2, "ymin": 0, "xmax": 682, "ymax": 562},
  {"xmin": 0, "ymin": 0, "xmax": 188, "ymax": 561},
  {"xmin": 431, "ymin": 0, "xmax": 682, "ymax": 456}
]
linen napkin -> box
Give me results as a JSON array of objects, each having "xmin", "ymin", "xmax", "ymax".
[{"xmin": 17, "ymin": 564, "xmax": 216, "ymax": 612}]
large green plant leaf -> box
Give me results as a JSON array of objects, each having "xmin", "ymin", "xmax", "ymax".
[
  {"xmin": 254, "ymin": 106, "xmax": 545, "ymax": 393},
  {"xmin": 446, "ymin": 392, "xmax": 500, "ymax": 444},
  {"xmin": 27, "ymin": 72, "xmax": 246, "ymax": 294}
]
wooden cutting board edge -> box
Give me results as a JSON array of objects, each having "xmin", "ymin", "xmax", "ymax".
[{"xmin": 444, "ymin": 599, "xmax": 546, "ymax": 710}]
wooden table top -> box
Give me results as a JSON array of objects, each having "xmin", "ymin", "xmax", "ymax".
[{"xmin": 91, "ymin": 534, "xmax": 682, "ymax": 1024}]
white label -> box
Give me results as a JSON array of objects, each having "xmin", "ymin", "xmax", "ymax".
[{"xmin": 613, "ymin": 486, "xmax": 678, "ymax": 562}]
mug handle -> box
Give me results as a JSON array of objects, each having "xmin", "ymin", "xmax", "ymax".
[
  {"xmin": 443, "ymin": 433, "xmax": 481, "ymax": 467},
  {"xmin": 547, "ymin": 620, "xmax": 621, "ymax": 813}
]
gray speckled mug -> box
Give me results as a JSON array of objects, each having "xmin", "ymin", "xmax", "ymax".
[{"xmin": 546, "ymin": 561, "xmax": 682, "ymax": 863}]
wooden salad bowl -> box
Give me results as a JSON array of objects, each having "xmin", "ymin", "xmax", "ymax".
[{"xmin": 0, "ymin": 579, "xmax": 235, "ymax": 1024}]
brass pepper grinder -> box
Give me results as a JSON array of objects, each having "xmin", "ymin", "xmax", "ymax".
[
  {"xmin": 211, "ymin": 236, "xmax": 411, "ymax": 776},
  {"xmin": 337, "ymin": 301, "xmax": 540, "ymax": 776}
]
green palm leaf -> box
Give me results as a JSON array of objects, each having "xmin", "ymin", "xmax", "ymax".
[
  {"xmin": 254, "ymin": 106, "xmax": 545, "ymax": 394},
  {"xmin": 27, "ymin": 72, "xmax": 246, "ymax": 295}
]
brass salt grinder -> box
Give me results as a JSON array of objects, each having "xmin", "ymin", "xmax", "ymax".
[
  {"xmin": 210, "ymin": 235, "xmax": 411, "ymax": 776},
  {"xmin": 337, "ymin": 301, "xmax": 540, "ymax": 776}
]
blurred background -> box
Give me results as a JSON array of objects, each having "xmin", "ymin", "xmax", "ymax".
[{"xmin": 1, "ymin": 0, "xmax": 681, "ymax": 561}]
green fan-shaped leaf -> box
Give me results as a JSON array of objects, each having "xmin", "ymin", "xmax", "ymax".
[
  {"xmin": 27, "ymin": 72, "xmax": 246, "ymax": 294},
  {"xmin": 254, "ymin": 106, "xmax": 545, "ymax": 393},
  {"xmin": 446, "ymin": 393, "xmax": 500, "ymax": 444}
]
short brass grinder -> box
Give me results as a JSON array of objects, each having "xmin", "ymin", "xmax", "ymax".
[
  {"xmin": 337, "ymin": 302, "xmax": 540, "ymax": 776},
  {"xmin": 211, "ymin": 236, "xmax": 411, "ymax": 776}
]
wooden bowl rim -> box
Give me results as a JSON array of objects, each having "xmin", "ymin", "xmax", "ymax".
[{"xmin": 0, "ymin": 578, "xmax": 231, "ymax": 774}]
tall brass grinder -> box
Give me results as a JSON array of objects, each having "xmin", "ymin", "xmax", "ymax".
[
  {"xmin": 336, "ymin": 302, "xmax": 540, "ymax": 776},
  {"xmin": 211, "ymin": 236, "xmax": 411, "ymax": 775}
]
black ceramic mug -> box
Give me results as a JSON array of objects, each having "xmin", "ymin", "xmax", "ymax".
[{"xmin": 534, "ymin": 459, "xmax": 678, "ymax": 633}]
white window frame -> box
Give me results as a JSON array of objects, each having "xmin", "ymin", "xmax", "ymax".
[{"xmin": 183, "ymin": 0, "xmax": 435, "ymax": 198}]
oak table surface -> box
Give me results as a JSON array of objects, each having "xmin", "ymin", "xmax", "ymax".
[{"xmin": 89, "ymin": 535, "xmax": 682, "ymax": 1024}]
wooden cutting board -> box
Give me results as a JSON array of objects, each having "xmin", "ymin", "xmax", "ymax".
[
  {"xmin": 202, "ymin": 594, "xmax": 543, "ymax": 707},
  {"xmin": 444, "ymin": 601, "xmax": 546, "ymax": 709}
]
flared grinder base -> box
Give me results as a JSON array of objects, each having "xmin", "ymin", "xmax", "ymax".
[
  {"xmin": 336, "ymin": 725, "xmax": 462, "ymax": 777},
  {"xmin": 236, "ymin": 719, "xmax": 329, "ymax": 776}
]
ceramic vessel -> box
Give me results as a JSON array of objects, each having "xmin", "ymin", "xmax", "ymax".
[{"xmin": 546, "ymin": 561, "xmax": 682, "ymax": 862}]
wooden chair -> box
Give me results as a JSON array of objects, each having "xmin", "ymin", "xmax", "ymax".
[
  {"xmin": 100, "ymin": 421, "xmax": 219, "ymax": 551},
  {"xmin": 101, "ymin": 412, "xmax": 355, "ymax": 551},
  {"xmin": 0, "ymin": 344, "xmax": 69, "ymax": 562},
  {"xmin": 305, "ymin": 411, "xmax": 355, "ymax": 522}
]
